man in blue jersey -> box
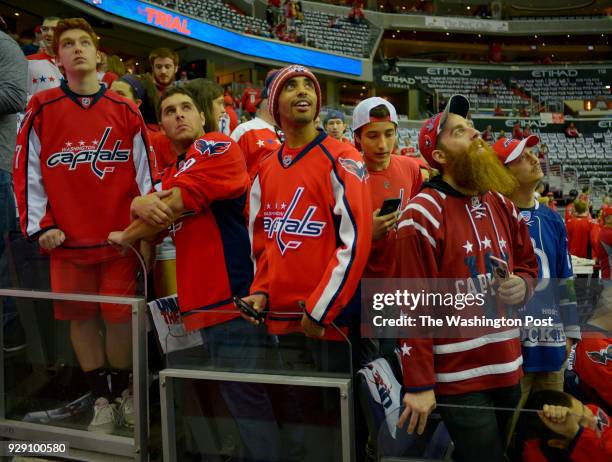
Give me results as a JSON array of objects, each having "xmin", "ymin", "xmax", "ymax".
[{"xmin": 493, "ymin": 135, "xmax": 580, "ymax": 444}]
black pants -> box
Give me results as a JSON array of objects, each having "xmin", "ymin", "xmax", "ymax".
[{"xmin": 437, "ymin": 384, "xmax": 521, "ymax": 462}]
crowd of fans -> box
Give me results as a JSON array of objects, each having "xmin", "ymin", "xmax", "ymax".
[{"xmin": 0, "ymin": 13, "xmax": 611, "ymax": 462}]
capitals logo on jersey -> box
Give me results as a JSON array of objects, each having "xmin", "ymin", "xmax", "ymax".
[
  {"xmin": 46, "ymin": 127, "xmax": 130, "ymax": 179},
  {"xmin": 338, "ymin": 157, "xmax": 368, "ymax": 182},
  {"xmin": 263, "ymin": 187, "xmax": 326, "ymax": 255},
  {"xmin": 587, "ymin": 344, "xmax": 612, "ymax": 365},
  {"xmin": 194, "ymin": 139, "xmax": 231, "ymax": 157}
]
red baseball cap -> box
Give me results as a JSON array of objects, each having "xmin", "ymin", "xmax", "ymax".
[
  {"xmin": 419, "ymin": 94, "xmax": 470, "ymax": 168},
  {"xmin": 492, "ymin": 135, "xmax": 540, "ymax": 165}
]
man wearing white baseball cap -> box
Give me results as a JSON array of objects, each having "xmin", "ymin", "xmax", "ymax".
[
  {"xmin": 352, "ymin": 97, "xmax": 422, "ymax": 277},
  {"xmin": 493, "ymin": 135, "xmax": 580, "ymax": 450},
  {"xmin": 394, "ymin": 95, "xmax": 538, "ymax": 462}
]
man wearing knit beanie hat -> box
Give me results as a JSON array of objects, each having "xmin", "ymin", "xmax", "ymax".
[
  {"xmin": 393, "ymin": 95, "xmax": 538, "ymax": 461},
  {"xmin": 242, "ymin": 63, "xmax": 372, "ymax": 343}
]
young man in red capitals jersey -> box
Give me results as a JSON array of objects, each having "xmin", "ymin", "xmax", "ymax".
[
  {"xmin": 231, "ymin": 70, "xmax": 282, "ymax": 180},
  {"xmin": 352, "ymin": 97, "xmax": 421, "ymax": 278},
  {"xmin": 242, "ymin": 64, "xmax": 372, "ymax": 340},
  {"xmin": 394, "ymin": 95, "xmax": 538, "ymax": 461},
  {"xmin": 13, "ymin": 18, "xmax": 155, "ymax": 432},
  {"xmin": 108, "ymin": 87, "xmax": 283, "ymax": 461}
]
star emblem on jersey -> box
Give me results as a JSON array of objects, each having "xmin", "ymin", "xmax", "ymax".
[
  {"xmin": 401, "ymin": 343, "xmax": 412, "ymax": 356},
  {"xmin": 256, "ymin": 139, "xmax": 265, "ymax": 147},
  {"xmin": 499, "ymin": 238, "xmax": 507, "ymax": 250},
  {"xmin": 46, "ymin": 127, "xmax": 130, "ymax": 179},
  {"xmin": 463, "ymin": 240, "xmax": 473, "ymax": 254},
  {"xmin": 338, "ymin": 157, "xmax": 368, "ymax": 181},
  {"xmin": 262, "ymin": 187, "xmax": 326, "ymax": 255},
  {"xmin": 194, "ymin": 139, "xmax": 231, "ymax": 157},
  {"xmin": 481, "ymin": 236, "xmax": 491, "ymax": 249}
]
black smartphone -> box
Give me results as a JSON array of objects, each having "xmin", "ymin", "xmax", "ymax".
[
  {"xmin": 233, "ymin": 295, "xmax": 264, "ymax": 321},
  {"xmin": 378, "ymin": 197, "xmax": 401, "ymax": 216}
]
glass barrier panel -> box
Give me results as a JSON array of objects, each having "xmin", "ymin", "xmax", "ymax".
[
  {"xmin": 152, "ymin": 307, "xmax": 355, "ymax": 379},
  {"xmin": 0, "ymin": 237, "xmax": 146, "ymax": 441},
  {"xmin": 164, "ymin": 373, "xmax": 348, "ymax": 462}
]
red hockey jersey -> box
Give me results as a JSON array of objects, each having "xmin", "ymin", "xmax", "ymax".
[
  {"xmin": 160, "ymin": 133, "xmax": 252, "ymax": 331},
  {"xmin": 366, "ymin": 155, "xmax": 422, "ymax": 278},
  {"xmin": 524, "ymin": 405, "xmax": 612, "ymax": 462},
  {"xmin": 14, "ymin": 81, "xmax": 155, "ymax": 263},
  {"xmin": 249, "ymin": 131, "xmax": 372, "ymax": 335},
  {"xmin": 230, "ymin": 117, "xmax": 281, "ymax": 180},
  {"xmin": 241, "ymin": 87, "xmax": 260, "ymax": 114},
  {"xmin": 594, "ymin": 227, "xmax": 612, "ymax": 279},
  {"xmin": 574, "ymin": 333, "xmax": 612, "ymax": 408},
  {"xmin": 567, "ymin": 217, "xmax": 597, "ymax": 259},
  {"xmin": 395, "ymin": 178, "xmax": 538, "ymax": 395}
]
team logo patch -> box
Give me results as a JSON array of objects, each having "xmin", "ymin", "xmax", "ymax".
[
  {"xmin": 520, "ymin": 210, "xmax": 531, "ymax": 222},
  {"xmin": 338, "ymin": 157, "xmax": 368, "ymax": 181},
  {"xmin": 587, "ymin": 344, "xmax": 612, "ymax": 365},
  {"xmin": 262, "ymin": 187, "xmax": 326, "ymax": 255},
  {"xmin": 46, "ymin": 127, "xmax": 130, "ymax": 179},
  {"xmin": 424, "ymin": 137, "xmax": 432, "ymax": 148},
  {"xmin": 289, "ymin": 65, "xmax": 307, "ymax": 74},
  {"xmin": 282, "ymin": 154, "xmax": 293, "ymax": 167},
  {"xmin": 596, "ymin": 408, "xmax": 610, "ymax": 434},
  {"xmin": 80, "ymin": 97, "xmax": 91, "ymax": 108},
  {"xmin": 193, "ymin": 139, "xmax": 231, "ymax": 157},
  {"xmin": 503, "ymin": 138, "xmax": 515, "ymax": 148},
  {"xmin": 471, "ymin": 196, "xmax": 480, "ymax": 208}
]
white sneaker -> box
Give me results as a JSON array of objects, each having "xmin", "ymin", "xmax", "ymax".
[
  {"xmin": 116, "ymin": 389, "xmax": 134, "ymax": 428},
  {"xmin": 88, "ymin": 397, "xmax": 116, "ymax": 433}
]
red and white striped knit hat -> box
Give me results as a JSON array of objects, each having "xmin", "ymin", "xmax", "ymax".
[{"xmin": 267, "ymin": 64, "xmax": 322, "ymax": 128}]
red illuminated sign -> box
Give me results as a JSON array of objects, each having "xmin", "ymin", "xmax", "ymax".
[{"xmin": 145, "ymin": 6, "xmax": 191, "ymax": 35}]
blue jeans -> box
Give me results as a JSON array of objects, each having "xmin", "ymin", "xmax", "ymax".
[{"xmin": 0, "ymin": 170, "xmax": 17, "ymax": 324}]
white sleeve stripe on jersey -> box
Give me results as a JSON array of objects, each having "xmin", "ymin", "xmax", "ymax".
[
  {"xmin": 406, "ymin": 203, "xmax": 440, "ymax": 229},
  {"xmin": 397, "ymin": 219, "xmax": 436, "ymax": 248},
  {"xmin": 437, "ymin": 191, "xmax": 447, "ymax": 200},
  {"xmin": 132, "ymin": 130, "xmax": 153, "ymax": 195},
  {"xmin": 433, "ymin": 329, "xmax": 520, "ymax": 354},
  {"xmin": 415, "ymin": 193, "xmax": 442, "ymax": 213},
  {"xmin": 309, "ymin": 170, "xmax": 357, "ymax": 323},
  {"xmin": 26, "ymin": 127, "xmax": 47, "ymax": 237},
  {"xmin": 248, "ymin": 176, "xmax": 262, "ymax": 272},
  {"xmin": 435, "ymin": 354, "xmax": 523, "ymax": 383}
]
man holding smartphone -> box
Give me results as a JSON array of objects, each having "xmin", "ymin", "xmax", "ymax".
[
  {"xmin": 394, "ymin": 95, "xmax": 538, "ymax": 461},
  {"xmin": 352, "ymin": 97, "xmax": 422, "ymax": 278}
]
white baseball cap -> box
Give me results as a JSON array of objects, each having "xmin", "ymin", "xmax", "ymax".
[{"xmin": 352, "ymin": 97, "xmax": 399, "ymax": 132}]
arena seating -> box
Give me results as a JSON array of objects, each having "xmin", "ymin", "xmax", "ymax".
[
  {"xmin": 152, "ymin": 0, "xmax": 376, "ymax": 57},
  {"xmin": 301, "ymin": 9, "xmax": 374, "ymax": 57},
  {"xmin": 413, "ymin": 75, "xmax": 527, "ymax": 109},
  {"xmin": 511, "ymin": 75, "xmax": 610, "ymax": 103},
  {"xmin": 538, "ymin": 132, "xmax": 612, "ymax": 181}
]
